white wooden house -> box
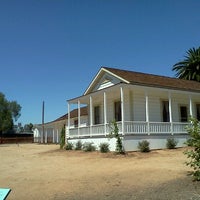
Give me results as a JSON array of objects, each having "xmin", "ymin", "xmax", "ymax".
[{"xmin": 66, "ymin": 67, "xmax": 200, "ymax": 151}]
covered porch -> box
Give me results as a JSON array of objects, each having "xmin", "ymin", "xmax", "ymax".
[{"xmin": 67, "ymin": 83, "xmax": 197, "ymax": 139}]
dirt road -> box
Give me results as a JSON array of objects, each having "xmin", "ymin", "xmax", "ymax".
[{"xmin": 0, "ymin": 144, "xmax": 199, "ymax": 200}]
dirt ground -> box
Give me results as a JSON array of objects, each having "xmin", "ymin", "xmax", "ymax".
[{"xmin": 0, "ymin": 144, "xmax": 199, "ymax": 200}]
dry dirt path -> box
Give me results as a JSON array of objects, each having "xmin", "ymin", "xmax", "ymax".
[{"xmin": 0, "ymin": 144, "xmax": 199, "ymax": 200}]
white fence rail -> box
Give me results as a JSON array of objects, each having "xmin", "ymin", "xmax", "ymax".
[{"xmin": 68, "ymin": 121, "xmax": 189, "ymax": 138}]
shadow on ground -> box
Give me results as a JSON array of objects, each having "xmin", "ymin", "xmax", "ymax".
[{"xmin": 52, "ymin": 176, "xmax": 200, "ymax": 200}]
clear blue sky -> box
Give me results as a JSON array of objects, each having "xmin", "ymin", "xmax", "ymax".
[{"xmin": 1, "ymin": 0, "xmax": 200, "ymax": 126}]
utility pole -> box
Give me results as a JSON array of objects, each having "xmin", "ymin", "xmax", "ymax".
[{"xmin": 42, "ymin": 101, "xmax": 45, "ymax": 143}]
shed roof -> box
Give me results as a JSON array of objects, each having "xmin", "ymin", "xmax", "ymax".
[{"xmin": 53, "ymin": 106, "xmax": 88, "ymax": 123}]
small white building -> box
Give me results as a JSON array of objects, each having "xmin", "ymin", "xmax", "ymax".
[
  {"xmin": 33, "ymin": 107, "xmax": 88, "ymax": 143},
  {"xmin": 66, "ymin": 67, "xmax": 200, "ymax": 151}
]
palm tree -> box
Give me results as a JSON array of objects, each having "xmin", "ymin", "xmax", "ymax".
[{"xmin": 172, "ymin": 47, "xmax": 200, "ymax": 82}]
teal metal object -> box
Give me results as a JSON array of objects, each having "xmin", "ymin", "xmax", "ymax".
[{"xmin": 0, "ymin": 188, "xmax": 11, "ymax": 200}]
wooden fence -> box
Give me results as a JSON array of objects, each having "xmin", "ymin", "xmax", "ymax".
[{"xmin": 0, "ymin": 134, "xmax": 33, "ymax": 144}]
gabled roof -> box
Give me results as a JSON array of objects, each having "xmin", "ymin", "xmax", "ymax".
[
  {"xmin": 85, "ymin": 66, "xmax": 200, "ymax": 94},
  {"xmin": 84, "ymin": 67, "xmax": 129, "ymax": 95}
]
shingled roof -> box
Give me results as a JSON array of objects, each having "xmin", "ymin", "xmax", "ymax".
[
  {"xmin": 53, "ymin": 106, "xmax": 88, "ymax": 123},
  {"xmin": 103, "ymin": 67, "xmax": 200, "ymax": 92}
]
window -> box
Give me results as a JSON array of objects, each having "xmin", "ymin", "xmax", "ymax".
[
  {"xmin": 114, "ymin": 101, "xmax": 121, "ymax": 121},
  {"xmin": 94, "ymin": 106, "xmax": 100, "ymax": 124},
  {"xmin": 74, "ymin": 119, "xmax": 78, "ymax": 127},
  {"xmin": 196, "ymin": 104, "xmax": 200, "ymax": 121},
  {"xmin": 180, "ymin": 106, "xmax": 188, "ymax": 122},
  {"xmin": 162, "ymin": 101, "xmax": 169, "ymax": 122}
]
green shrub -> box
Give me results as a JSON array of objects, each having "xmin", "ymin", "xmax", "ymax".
[
  {"xmin": 60, "ymin": 127, "xmax": 65, "ymax": 149},
  {"xmin": 184, "ymin": 118, "xmax": 200, "ymax": 181},
  {"xmin": 109, "ymin": 120, "xmax": 125, "ymax": 154},
  {"xmin": 65, "ymin": 142, "xmax": 73, "ymax": 150},
  {"xmin": 75, "ymin": 140, "xmax": 83, "ymax": 150},
  {"xmin": 83, "ymin": 142, "xmax": 96, "ymax": 152},
  {"xmin": 99, "ymin": 142, "xmax": 110, "ymax": 153},
  {"xmin": 166, "ymin": 138, "xmax": 178, "ymax": 149},
  {"xmin": 138, "ymin": 140, "xmax": 150, "ymax": 152}
]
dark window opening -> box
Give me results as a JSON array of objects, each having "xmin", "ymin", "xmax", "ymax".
[
  {"xmin": 196, "ymin": 104, "xmax": 200, "ymax": 121},
  {"xmin": 114, "ymin": 101, "xmax": 121, "ymax": 121},
  {"xmin": 74, "ymin": 119, "xmax": 78, "ymax": 127},
  {"xmin": 180, "ymin": 106, "xmax": 188, "ymax": 122},
  {"xmin": 162, "ymin": 101, "xmax": 169, "ymax": 122},
  {"xmin": 94, "ymin": 106, "xmax": 100, "ymax": 125}
]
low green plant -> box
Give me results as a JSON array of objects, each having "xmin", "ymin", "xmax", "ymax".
[
  {"xmin": 75, "ymin": 140, "xmax": 83, "ymax": 150},
  {"xmin": 138, "ymin": 140, "xmax": 150, "ymax": 152},
  {"xmin": 83, "ymin": 142, "xmax": 96, "ymax": 152},
  {"xmin": 65, "ymin": 142, "xmax": 73, "ymax": 150},
  {"xmin": 99, "ymin": 142, "xmax": 110, "ymax": 153},
  {"xmin": 166, "ymin": 138, "xmax": 178, "ymax": 149},
  {"xmin": 184, "ymin": 118, "xmax": 200, "ymax": 181}
]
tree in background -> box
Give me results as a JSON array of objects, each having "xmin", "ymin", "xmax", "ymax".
[
  {"xmin": 0, "ymin": 92, "xmax": 21, "ymax": 134},
  {"xmin": 172, "ymin": 47, "xmax": 200, "ymax": 82},
  {"xmin": 24, "ymin": 123, "xmax": 33, "ymax": 132}
]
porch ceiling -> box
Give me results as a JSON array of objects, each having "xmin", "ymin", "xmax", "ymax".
[
  {"xmin": 68, "ymin": 82, "xmax": 200, "ymax": 105},
  {"xmin": 67, "ymin": 83, "xmax": 126, "ymax": 104}
]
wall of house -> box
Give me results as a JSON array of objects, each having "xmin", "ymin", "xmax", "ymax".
[
  {"xmin": 83, "ymin": 86, "xmax": 200, "ymax": 127},
  {"xmin": 128, "ymin": 88, "xmax": 200, "ymax": 123},
  {"xmin": 69, "ymin": 115, "xmax": 88, "ymax": 128},
  {"xmin": 67, "ymin": 133, "xmax": 189, "ymax": 152},
  {"xmin": 123, "ymin": 134, "xmax": 189, "ymax": 151},
  {"xmin": 68, "ymin": 137, "xmax": 117, "ymax": 151}
]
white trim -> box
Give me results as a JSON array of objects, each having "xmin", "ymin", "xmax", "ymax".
[
  {"xmin": 168, "ymin": 92, "xmax": 173, "ymax": 135},
  {"xmin": 104, "ymin": 92, "xmax": 107, "ymax": 135},
  {"xmin": 53, "ymin": 129, "xmax": 55, "ymax": 143},
  {"xmin": 84, "ymin": 67, "xmax": 129, "ymax": 95},
  {"xmin": 189, "ymin": 95, "xmax": 193, "ymax": 117},
  {"xmin": 56, "ymin": 129, "xmax": 59, "ymax": 143},
  {"xmin": 103, "ymin": 68, "xmax": 130, "ymax": 84},
  {"xmin": 145, "ymin": 91, "xmax": 150, "ymax": 135},
  {"xmin": 168, "ymin": 92, "xmax": 172, "ymax": 123},
  {"xmin": 45, "ymin": 130, "xmax": 47, "ymax": 143},
  {"xmin": 120, "ymin": 87, "xmax": 125, "ymax": 135},
  {"xmin": 67, "ymin": 103, "xmax": 70, "ymax": 130},
  {"xmin": 90, "ymin": 96, "xmax": 93, "ymax": 137},
  {"xmin": 78, "ymin": 100, "xmax": 80, "ymax": 137}
]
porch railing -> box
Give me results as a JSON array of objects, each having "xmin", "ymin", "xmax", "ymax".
[{"xmin": 67, "ymin": 121, "xmax": 189, "ymax": 138}]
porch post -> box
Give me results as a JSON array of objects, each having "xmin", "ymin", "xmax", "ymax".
[
  {"xmin": 89, "ymin": 96, "xmax": 93, "ymax": 136},
  {"xmin": 56, "ymin": 129, "xmax": 59, "ymax": 143},
  {"xmin": 168, "ymin": 92, "xmax": 173, "ymax": 135},
  {"xmin": 53, "ymin": 129, "xmax": 55, "ymax": 143},
  {"xmin": 120, "ymin": 87, "xmax": 125, "ymax": 135},
  {"xmin": 189, "ymin": 95, "xmax": 193, "ymax": 117},
  {"xmin": 67, "ymin": 102, "xmax": 70, "ymax": 136},
  {"xmin": 45, "ymin": 130, "xmax": 47, "ymax": 143},
  {"xmin": 40, "ymin": 128, "xmax": 43, "ymax": 143},
  {"xmin": 104, "ymin": 92, "xmax": 107, "ymax": 135},
  {"xmin": 145, "ymin": 91, "xmax": 150, "ymax": 135},
  {"xmin": 78, "ymin": 100, "xmax": 80, "ymax": 137}
]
